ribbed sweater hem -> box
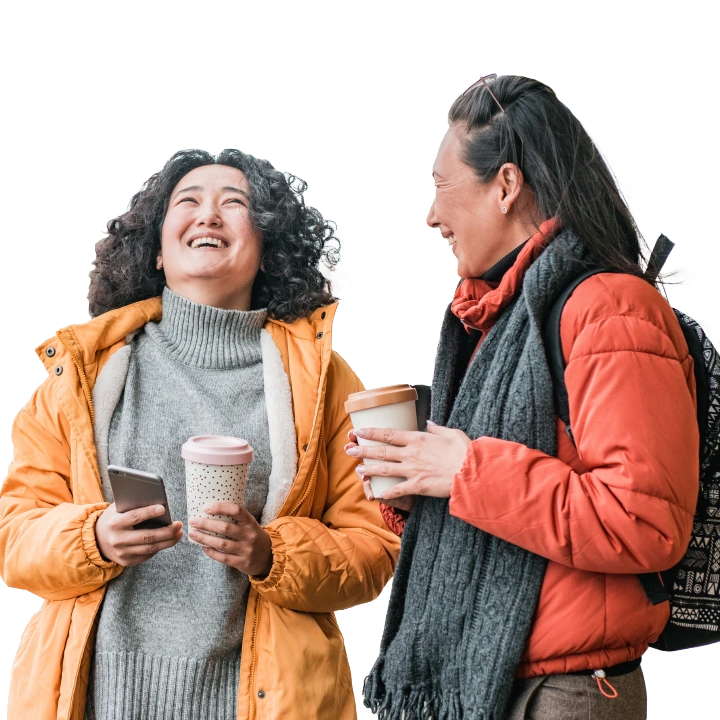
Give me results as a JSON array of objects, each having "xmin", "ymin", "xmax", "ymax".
[{"xmin": 84, "ymin": 651, "xmax": 240, "ymax": 720}]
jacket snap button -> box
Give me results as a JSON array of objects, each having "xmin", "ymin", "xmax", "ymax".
[
  {"xmin": 46, "ymin": 347, "xmax": 56, "ymax": 358},
  {"xmin": 321, "ymin": 311, "xmax": 326, "ymax": 320},
  {"xmin": 55, "ymin": 366, "xmax": 63, "ymax": 376},
  {"xmin": 316, "ymin": 332, "xmax": 323, "ymax": 339},
  {"xmin": 257, "ymin": 690, "xmax": 266, "ymax": 699}
]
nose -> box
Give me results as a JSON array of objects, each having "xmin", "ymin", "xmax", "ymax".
[
  {"xmin": 427, "ymin": 199, "xmax": 439, "ymax": 229},
  {"xmin": 196, "ymin": 203, "xmax": 222, "ymax": 227}
]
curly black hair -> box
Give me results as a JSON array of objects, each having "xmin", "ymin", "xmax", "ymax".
[{"xmin": 88, "ymin": 149, "xmax": 340, "ymax": 320}]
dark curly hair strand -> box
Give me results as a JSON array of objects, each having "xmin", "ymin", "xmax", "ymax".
[{"xmin": 88, "ymin": 149, "xmax": 340, "ymax": 321}]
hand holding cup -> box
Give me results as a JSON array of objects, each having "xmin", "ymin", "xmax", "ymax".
[
  {"xmin": 189, "ymin": 502, "xmax": 273, "ymax": 576},
  {"xmin": 345, "ymin": 422, "xmax": 472, "ymax": 501},
  {"xmin": 346, "ymin": 428, "xmax": 416, "ymax": 512}
]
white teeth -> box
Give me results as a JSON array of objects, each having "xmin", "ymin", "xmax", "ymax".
[
  {"xmin": 447, "ymin": 236, "xmax": 456, "ymax": 246},
  {"xmin": 189, "ymin": 237, "xmax": 227, "ymax": 249}
]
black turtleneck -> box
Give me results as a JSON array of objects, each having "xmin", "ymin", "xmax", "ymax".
[{"xmin": 481, "ymin": 239, "xmax": 529, "ymax": 283}]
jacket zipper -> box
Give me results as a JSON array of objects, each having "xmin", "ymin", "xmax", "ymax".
[
  {"xmin": 247, "ymin": 423, "xmax": 325, "ymax": 718},
  {"xmin": 247, "ymin": 593, "xmax": 262, "ymax": 720},
  {"xmin": 288, "ymin": 424, "xmax": 324, "ymax": 517}
]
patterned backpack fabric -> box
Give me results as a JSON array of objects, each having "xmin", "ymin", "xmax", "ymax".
[{"xmin": 544, "ymin": 235, "xmax": 720, "ymax": 651}]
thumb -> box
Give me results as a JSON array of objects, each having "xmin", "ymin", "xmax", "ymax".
[{"xmin": 426, "ymin": 421, "xmax": 455, "ymax": 436}]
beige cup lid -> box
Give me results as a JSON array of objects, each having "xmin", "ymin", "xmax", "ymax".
[{"xmin": 345, "ymin": 384, "xmax": 418, "ymax": 414}]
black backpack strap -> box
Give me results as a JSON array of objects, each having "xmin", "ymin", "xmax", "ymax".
[
  {"xmin": 543, "ymin": 267, "xmax": 615, "ymax": 441},
  {"xmin": 544, "ymin": 236, "xmax": 676, "ymax": 608},
  {"xmin": 638, "ymin": 571, "xmax": 671, "ymax": 605}
]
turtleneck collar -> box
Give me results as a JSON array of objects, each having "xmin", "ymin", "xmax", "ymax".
[
  {"xmin": 145, "ymin": 287, "xmax": 267, "ymax": 369},
  {"xmin": 451, "ymin": 217, "xmax": 561, "ymax": 334}
]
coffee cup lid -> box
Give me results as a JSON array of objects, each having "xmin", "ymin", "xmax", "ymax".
[
  {"xmin": 181, "ymin": 435, "xmax": 254, "ymax": 465},
  {"xmin": 344, "ymin": 384, "xmax": 418, "ymax": 414}
]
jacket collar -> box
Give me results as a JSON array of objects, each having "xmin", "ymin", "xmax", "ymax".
[
  {"xmin": 36, "ymin": 296, "xmax": 338, "ymax": 375},
  {"xmin": 266, "ymin": 303, "xmax": 338, "ymax": 341},
  {"xmin": 36, "ymin": 297, "xmax": 162, "ymax": 375}
]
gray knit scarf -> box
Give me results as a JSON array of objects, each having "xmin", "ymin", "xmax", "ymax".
[{"xmin": 364, "ymin": 231, "xmax": 593, "ymax": 720}]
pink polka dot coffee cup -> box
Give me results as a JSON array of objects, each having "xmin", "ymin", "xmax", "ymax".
[{"xmin": 181, "ymin": 435, "xmax": 254, "ymax": 545}]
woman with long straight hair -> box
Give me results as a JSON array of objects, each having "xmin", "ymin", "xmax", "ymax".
[{"xmin": 347, "ymin": 75, "xmax": 698, "ymax": 719}]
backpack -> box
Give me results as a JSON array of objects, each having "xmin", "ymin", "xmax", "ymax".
[{"xmin": 544, "ymin": 234, "xmax": 720, "ymax": 651}]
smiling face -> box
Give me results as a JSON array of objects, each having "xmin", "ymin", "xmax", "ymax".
[
  {"xmin": 159, "ymin": 164, "xmax": 263, "ymax": 310},
  {"xmin": 427, "ymin": 124, "xmax": 534, "ymax": 278}
]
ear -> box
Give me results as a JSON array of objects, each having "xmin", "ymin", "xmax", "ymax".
[
  {"xmin": 156, "ymin": 254, "xmax": 163, "ymax": 270},
  {"xmin": 496, "ymin": 163, "xmax": 524, "ymax": 214}
]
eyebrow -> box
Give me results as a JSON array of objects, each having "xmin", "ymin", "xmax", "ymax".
[{"xmin": 174, "ymin": 185, "xmax": 250, "ymax": 200}]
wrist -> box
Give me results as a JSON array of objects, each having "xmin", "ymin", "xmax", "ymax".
[{"xmin": 251, "ymin": 530, "xmax": 273, "ymax": 578}]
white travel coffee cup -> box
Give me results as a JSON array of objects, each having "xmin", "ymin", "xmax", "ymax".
[
  {"xmin": 181, "ymin": 435, "xmax": 254, "ymax": 545},
  {"xmin": 345, "ymin": 384, "xmax": 418, "ymax": 498}
]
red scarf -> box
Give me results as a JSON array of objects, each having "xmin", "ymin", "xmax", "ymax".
[{"xmin": 450, "ymin": 218, "xmax": 561, "ymax": 334}]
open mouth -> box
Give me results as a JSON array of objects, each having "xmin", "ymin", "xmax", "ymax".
[
  {"xmin": 188, "ymin": 236, "xmax": 228, "ymax": 249},
  {"xmin": 446, "ymin": 234, "xmax": 456, "ymax": 246}
]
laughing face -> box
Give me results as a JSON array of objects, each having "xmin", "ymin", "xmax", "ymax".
[
  {"xmin": 427, "ymin": 124, "xmax": 523, "ymax": 279},
  {"xmin": 159, "ymin": 164, "xmax": 263, "ymax": 309}
]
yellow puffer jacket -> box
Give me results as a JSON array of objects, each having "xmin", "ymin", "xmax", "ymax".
[{"xmin": 0, "ymin": 297, "xmax": 399, "ymax": 720}]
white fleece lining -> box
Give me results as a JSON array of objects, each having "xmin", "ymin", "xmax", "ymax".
[
  {"xmin": 259, "ymin": 328, "xmax": 298, "ymax": 524},
  {"xmin": 91, "ymin": 329, "xmax": 298, "ymax": 522},
  {"xmin": 92, "ymin": 344, "xmax": 132, "ymax": 502}
]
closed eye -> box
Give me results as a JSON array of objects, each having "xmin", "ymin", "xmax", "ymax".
[{"xmin": 227, "ymin": 198, "xmax": 247, "ymax": 207}]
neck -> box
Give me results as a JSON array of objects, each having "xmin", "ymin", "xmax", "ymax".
[
  {"xmin": 481, "ymin": 240, "xmax": 529, "ymax": 282},
  {"xmin": 164, "ymin": 281, "xmax": 253, "ymax": 311}
]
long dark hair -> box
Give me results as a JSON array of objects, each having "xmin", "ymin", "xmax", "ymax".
[
  {"xmin": 88, "ymin": 149, "xmax": 340, "ymax": 320},
  {"xmin": 449, "ymin": 75, "xmax": 647, "ymax": 275}
]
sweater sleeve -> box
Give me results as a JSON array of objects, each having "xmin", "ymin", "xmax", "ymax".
[
  {"xmin": 449, "ymin": 276, "xmax": 699, "ymax": 574},
  {"xmin": 0, "ymin": 385, "xmax": 122, "ymax": 601},
  {"xmin": 250, "ymin": 352, "xmax": 400, "ymax": 612}
]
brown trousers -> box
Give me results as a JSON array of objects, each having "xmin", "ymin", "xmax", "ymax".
[{"xmin": 505, "ymin": 668, "xmax": 647, "ymax": 719}]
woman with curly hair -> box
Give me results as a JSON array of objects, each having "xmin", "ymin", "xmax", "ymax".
[{"xmin": 0, "ymin": 149, "xmax": 399, "ymax": 720}]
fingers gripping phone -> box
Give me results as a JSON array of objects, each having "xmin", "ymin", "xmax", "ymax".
[{"xmin": 107, "ymin": 465, "xmax": 173, "ymax": 529}]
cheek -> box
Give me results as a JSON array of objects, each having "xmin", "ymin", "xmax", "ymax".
[{"xmin": 161, "ymin": 210, "xmax": 189, "ymax": 248}]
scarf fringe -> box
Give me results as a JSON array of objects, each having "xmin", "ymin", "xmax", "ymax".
[{"xmin": 364, "ymin": 669, "xmax": 488, "ymax": 720}]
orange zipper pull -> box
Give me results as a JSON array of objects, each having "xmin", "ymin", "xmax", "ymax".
[{"xmin": 593, "ymin": 669, "xmax": 618, "ymax": 699}]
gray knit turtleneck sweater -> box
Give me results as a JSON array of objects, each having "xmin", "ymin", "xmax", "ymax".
[{"xmin": 85, "ymin": 288, "xmax": 271, "ymax": 720}]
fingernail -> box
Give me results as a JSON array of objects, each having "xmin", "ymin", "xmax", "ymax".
[
  {"xmin": 155, "ymin": 505, "xmax": 165, "ymax": 514},
  {"xmin": 376, "ymin": 491, "xmax": 386, "ymax": 499},
  {"xmin": 426, "ymin": 420, "xmax": 437, "ymax": 426},
  {"xmin": 346, "ymin": 447, "xmax": 360, "ymax": 456},
  {"xmin": 356, "ymin": 464, "xmax": 366, "ymax": 475},
  {"xmin": 355, "ymin": 429, "xmax": 366, "ymax": 438}
]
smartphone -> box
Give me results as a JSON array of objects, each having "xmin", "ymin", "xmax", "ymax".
[{"xmin": 107, "ymin": 465, "xmax": 172, "ymax": 529}]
